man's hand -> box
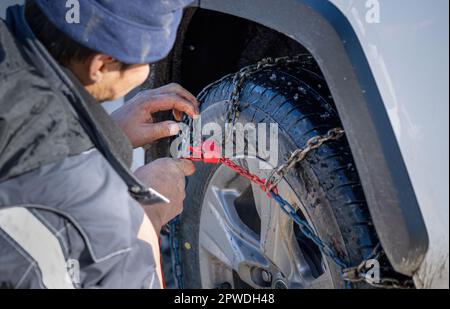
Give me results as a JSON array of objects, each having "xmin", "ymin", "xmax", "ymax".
[
  {"xmin": 111, "ymin": 83, "xmax": 199, "ymax": 148},
  {"xmin": 134, "ymin": 158, "xmax": 195, "ymax": 233},
  {"xmin": 135, "ymin": 158, "xmax": 194, "ymax": 288}
]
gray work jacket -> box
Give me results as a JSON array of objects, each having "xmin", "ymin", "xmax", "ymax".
[{"xmin": 0, "ymin": 5, "xmax": 161, "ymax": 289}]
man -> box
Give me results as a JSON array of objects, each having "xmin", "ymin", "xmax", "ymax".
[{"xmin": 0, "ymin": 0, "xmax": 197, "ymax": 288}]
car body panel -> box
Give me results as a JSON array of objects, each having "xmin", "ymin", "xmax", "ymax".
[{"xmin": 330, "ymin": 0, "xmax": 449, "ymax": 289}]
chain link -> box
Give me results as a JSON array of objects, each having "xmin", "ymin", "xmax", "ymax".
[
  {"xmin": 169, "ymin": 217, "xmax": 184, "ymax": 288},
  {"xmin": 221, "ymin": 158, "xmax": 276, "ymax": 194},
  {"xmin": 223, "ymin": 54, "xmax": 314, "ymax": 142},
  {"xmin": 341, "ymin": 244, "xmax": 415, "ymax": 289},
  {"xmin": 170, "ymin": 54, "xmax": 413, "ymax": 289},
  {"xmin": 265, "ymin": 127, "xmax": 345, "ymax": 192}
]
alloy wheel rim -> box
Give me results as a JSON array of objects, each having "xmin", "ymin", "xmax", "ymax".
[{"xmin": 197, "ymin": 156, "xmax": 334, "ymax": 289}]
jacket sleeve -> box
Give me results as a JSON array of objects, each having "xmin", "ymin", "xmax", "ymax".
[{"xmin": 0, "ymin": 149, "xmax": 161, "ymax": 289}]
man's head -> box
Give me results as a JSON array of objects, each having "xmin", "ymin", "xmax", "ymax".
[{"xmin": 25, "ymin": 0, "xmax": 192, "ymax": 102}]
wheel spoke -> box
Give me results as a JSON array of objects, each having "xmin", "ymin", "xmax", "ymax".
[
  {"xmin": 305, "ymin": 271, "xmax": 334, "ymax": 289},
  {"xmin": 245, "ymin": 158, "xmax": 271, "ymax": 218},
  {"xmin": 199, "ymin": 182, "xmax": 270, "ymax": 287},
  {"xmin": 258, "ymin": 193, "xmax": 302, "ymax": 283},
  {"xmin": 242, "ymin": 161, "xmax": 295, "ymax": 285},
  {"xmin": 250, "ymin": 173, "xmax": 326, "ymax": 287}
]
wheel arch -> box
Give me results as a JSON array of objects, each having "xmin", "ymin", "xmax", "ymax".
[{"xmin": 151, "ymin": 0, "xmax": 428, "ymax": 276}]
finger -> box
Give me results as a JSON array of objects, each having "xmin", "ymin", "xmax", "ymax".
[
  {"xmin": 169, "ymin": 84, "xmax": 200, "ymax": 113},
  {"xmin": 174, "ymin": 159, "xmax": 196, "ymax": 176},
  {"xmin": 154, "ymin": 83, "xmax": 198, "ymax": 105},
  {"xmin": 173, "ymin": 110, "xmax": 183, "ymax": 121},
  {"xmin": 143, "ymin": 94, "xmax": 198, "ymax": 118},
  {"xmin": 142, "ymin": 121, "xmax": 181, "ymax": 144},
  {"xmin": 153, "ymin": 83, "xmax": 200, "ymax": 114}
]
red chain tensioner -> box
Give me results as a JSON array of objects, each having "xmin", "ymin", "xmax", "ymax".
[
  {"xmin": 183, "ymin": 140, "xmax": 278, "ymax": 196},
  {"xmin": 184, "ymin": 140, "xmax": 222, "ymax": 164}
]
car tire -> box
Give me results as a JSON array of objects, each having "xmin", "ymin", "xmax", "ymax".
[{"xmin": 178, "ymin": 61, "xmax": 378, "ymax": 289}]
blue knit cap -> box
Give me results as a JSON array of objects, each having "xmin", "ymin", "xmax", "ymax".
[{"xmin": 34, "ymin": 0, "xmax": 193, "ymax": 64}]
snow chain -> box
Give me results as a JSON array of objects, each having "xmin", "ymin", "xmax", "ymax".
[{"xmin": 169, "ymin": 55, "xmax": 414, "ymax": 289}]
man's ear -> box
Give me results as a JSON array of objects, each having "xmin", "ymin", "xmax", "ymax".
[{"xmin": 87, "ymin": 54, "xmax": 115, "ymax": 83}]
